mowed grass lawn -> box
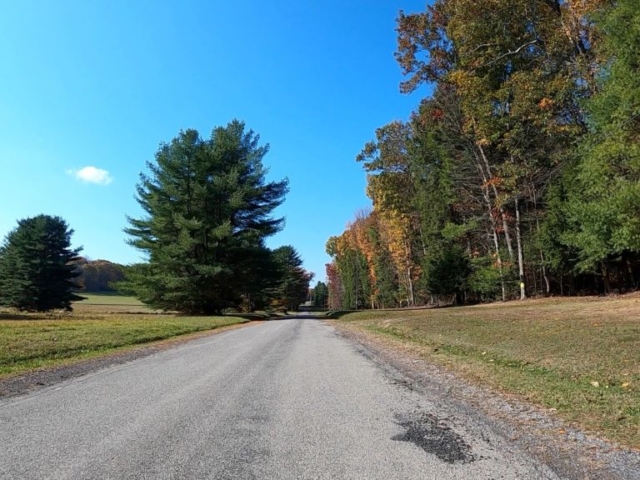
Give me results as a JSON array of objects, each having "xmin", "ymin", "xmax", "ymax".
[
  {"xmin": 73, "ymin": 292, "xmax": 152, "ymax": 314},
  {"xmin": 0, "ymin": 295, "xmax": 248, "ymax": 378},
  {"xmin": 336, "ymin": 295, "xmax": 640, "ymax": 448}
]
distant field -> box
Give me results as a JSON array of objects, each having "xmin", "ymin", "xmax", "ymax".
[
  {"xmin": 335, "ymin": 294, "xmax": 640, "ymax": 448},
  {"xmin": 77, "ymin": 292, "xmax": 144, "ymax": 305},
  {"xmin": 75, "ymin": 292, "xmax": 152, "ymax": 313}
]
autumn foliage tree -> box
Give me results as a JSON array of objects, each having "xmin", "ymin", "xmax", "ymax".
[{"xmin": 328, "ymin": 0, "xmax": 640, "ymax": 306}]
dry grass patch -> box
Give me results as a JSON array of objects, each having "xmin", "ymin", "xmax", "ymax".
[
  {"xmin": 335, "ymin": 295, "xmax": 640, "ymax": 447},
  {"xmin": 0, "ymin": 311, "xmax": 247, "ymax": 378},
  {"xmin": 73, "ymin": 292, "xmax": 154, "ymax": 314}
]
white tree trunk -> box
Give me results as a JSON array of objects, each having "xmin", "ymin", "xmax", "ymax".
[{"xmin": 515, "ymin": 197, "xmax": 526, "ymax": 300}]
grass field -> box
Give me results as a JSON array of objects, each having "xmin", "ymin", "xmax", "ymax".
[
  {"xmin": 77, "ymin": 292, "xmax": 145, "ymax": 306},
  {"xmin": 335, "ymin": 294, "xmax": 640, "ymax": 448},
  {"xmin": 0, "ymin": 294, "xmax": 249, "ymax": 378},
  {"xmin": 74, "ymin": 292, "xmax": 152, "ymax": 313}
]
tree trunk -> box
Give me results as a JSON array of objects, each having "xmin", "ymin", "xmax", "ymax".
[
  {"xmin": 602, "ymin": 262, "xmax": 611, "ymax": 294},
  {"xmin": 533, "ymin": 193, "xmax": 550, "ymax": 295},
  {"xmin": 627, "ymin": 258, "xmax": 636, "ymax": 289},
  {"xmin": 477, "ymin": 143, "xmax": 515, "ymax": 261},
  {"xmin": 515, "ymin": 196, "xmax": 526, "ymax": 300},
  {"xmin": 472, "ymin": 146, "xmax": 506, "ymax": 301},
  {"xmin": 407, "ymin": 266, "xmax": 415, "ymax": 307}
]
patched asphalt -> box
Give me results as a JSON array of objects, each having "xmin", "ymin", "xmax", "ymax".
[{"xmin": 0, "ymin": 319, "xmax": 560, "ymax": 479}]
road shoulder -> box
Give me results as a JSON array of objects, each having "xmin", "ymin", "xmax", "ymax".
[{"xmin": 332, "ymin": 321, "xmax": 640, "ymax": 480}]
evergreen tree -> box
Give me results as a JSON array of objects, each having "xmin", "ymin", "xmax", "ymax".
[
  {"xmin": 124, "ymin": 120, "xmax": 289, "ymax": 314},
  {"xmin": 426, "ymin": 244, "xmax": 472, "ymax": 305},
  {"xmin": 0, "ymin": 215, "xmax": 83, "ymax": 311},
  {"xmin": 271, "ymin": 245, "xmax": 314, "ymax": 312},
  {"xmin": 312, "ymin": 281, "xmax": 329, "ymax": 308}
]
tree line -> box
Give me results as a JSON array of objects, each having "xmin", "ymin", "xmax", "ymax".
[
  {"xmin": 0, "ymin": 120, "xmax": 313, "ymax": 313},
  {"xmin": 326, "ymin": 0, "xmax": 640, "ymax": 309},
  {"xmin": 73, "ymin": 258, "xmax": 126, "ymax": 292}
]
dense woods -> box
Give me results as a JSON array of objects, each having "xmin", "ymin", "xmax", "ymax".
[
  {"xmin": 327, "ymin": 0, "xmax": 640, "ymax": 309},
  {"xmin": 73, "ymin": 258, "xmax": 126, "ymax": 292}
]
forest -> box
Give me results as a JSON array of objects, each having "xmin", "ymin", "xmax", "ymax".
[{"xmin": 326, "ymin": 0, "xmax": 640, "ymax": 309}]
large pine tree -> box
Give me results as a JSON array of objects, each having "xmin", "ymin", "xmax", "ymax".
[
  {"xmin": 0, "ymin": 215, "xmax": 83, "ymax": 311},
  {"xmin": 125, "ymin": 120, "xmax": 289, "ymax": 314}
]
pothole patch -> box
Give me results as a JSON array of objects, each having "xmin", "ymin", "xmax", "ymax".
[{"xmin": 393, "ymin": 413, "xmax": 476, "ymax": 464}]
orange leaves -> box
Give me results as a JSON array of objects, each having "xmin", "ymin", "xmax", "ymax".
[
  {"xmin": 431, "ymin": 108, "xmax": 445, "ymax": 121},
  {"xmin": 482, "ymin": 176, "xmax": 503, "ymax": 189},
  {"xmin": 538, "ymin": 97, "xmax": 555, "ymax": 111}
]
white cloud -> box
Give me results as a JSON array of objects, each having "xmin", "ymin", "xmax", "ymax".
[{"xmin": 67, "ymin": 166, "xmax": 113, "ymax": 185}]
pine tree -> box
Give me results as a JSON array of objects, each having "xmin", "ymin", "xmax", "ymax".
[
  {"xmin": 0, "ymin": 215, "xmax": 83, "ymax": 311},
  {"xmin": 312, "ymin": 281, "xmax": 329, "ymax": 308},
  {"xmin": 271, "ymin": 246, "xmax": 314, "ymax": 312},
  {"xmin": 124, "ymin": 120, "xmax": 289, "ymax": 314}
]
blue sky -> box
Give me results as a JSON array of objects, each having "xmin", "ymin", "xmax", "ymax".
[{"xmin": 0, "ymin": 0, "xmax": 429, "ymax": 282}]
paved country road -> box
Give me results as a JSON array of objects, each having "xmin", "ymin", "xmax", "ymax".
[{"xmin": 1, "ymin": 319, "xmax": 561, "ymax": 479}]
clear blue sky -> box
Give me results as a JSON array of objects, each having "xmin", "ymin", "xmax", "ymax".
[{"xmin": 0, "ymin": 0, "xmax": 429, "ymax": 282}]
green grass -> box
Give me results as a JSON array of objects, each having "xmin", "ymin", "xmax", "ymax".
[
  {"xmin": 77, "ymin": 292, "xmax": 145, "ymax": 306},
  {"xmin": 73, "ymin": 293, "xmax": 153, "ymax": 314},
  {"xmin": 334, "ymin": 295, "xmax": 640, "ymax": 448},
  {"xmin": 0, "ymin": 313, "xmax": 248, "ymax": 378}
]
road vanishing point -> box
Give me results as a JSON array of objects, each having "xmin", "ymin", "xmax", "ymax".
[{"xmin": 1, "ymin": 317, "xmax": 562, "ymax": 479}]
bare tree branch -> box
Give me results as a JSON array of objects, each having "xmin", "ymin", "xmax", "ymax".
[{"xmin": 471, "ymin": 39, "xmax": 539, "ymax": 71}]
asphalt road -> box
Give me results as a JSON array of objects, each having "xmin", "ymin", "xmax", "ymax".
[{"xmin": 0, "ymin": 319, "xmax": 560, "ymax": 479}]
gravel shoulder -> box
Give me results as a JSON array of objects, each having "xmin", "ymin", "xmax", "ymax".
[{"xmin": 332, "ymin": 321, "xmax": 640, "ymax": 480}]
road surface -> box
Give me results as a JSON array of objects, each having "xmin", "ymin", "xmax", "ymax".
[{"xmin": 0, "ymin": 319, "xmax": 560, "ymax": 479}]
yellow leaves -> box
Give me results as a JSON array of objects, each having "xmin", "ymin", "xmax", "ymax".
[
  {"xmin": 448, "ymin": 70, "xmax": 476, "ymax": 89},
  {"xmin": 622, "ymin": 382, "xmax": 631, "ymax": 389},
  {"xmin": 564, "ymin": 0, "xmax": 608, "ymax": 16}
]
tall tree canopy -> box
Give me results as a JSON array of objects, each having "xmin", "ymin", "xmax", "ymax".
[
  {"xmin": 125, "ymin": 120, "xmax": 289, "ymax": 314},
  {"xmin": 0, "ymin": 215, "xmax": 83, "ymax": 311},
  {"xmin": 328, "ymin": 0, "xmax": 640, "ymax": 307}
]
